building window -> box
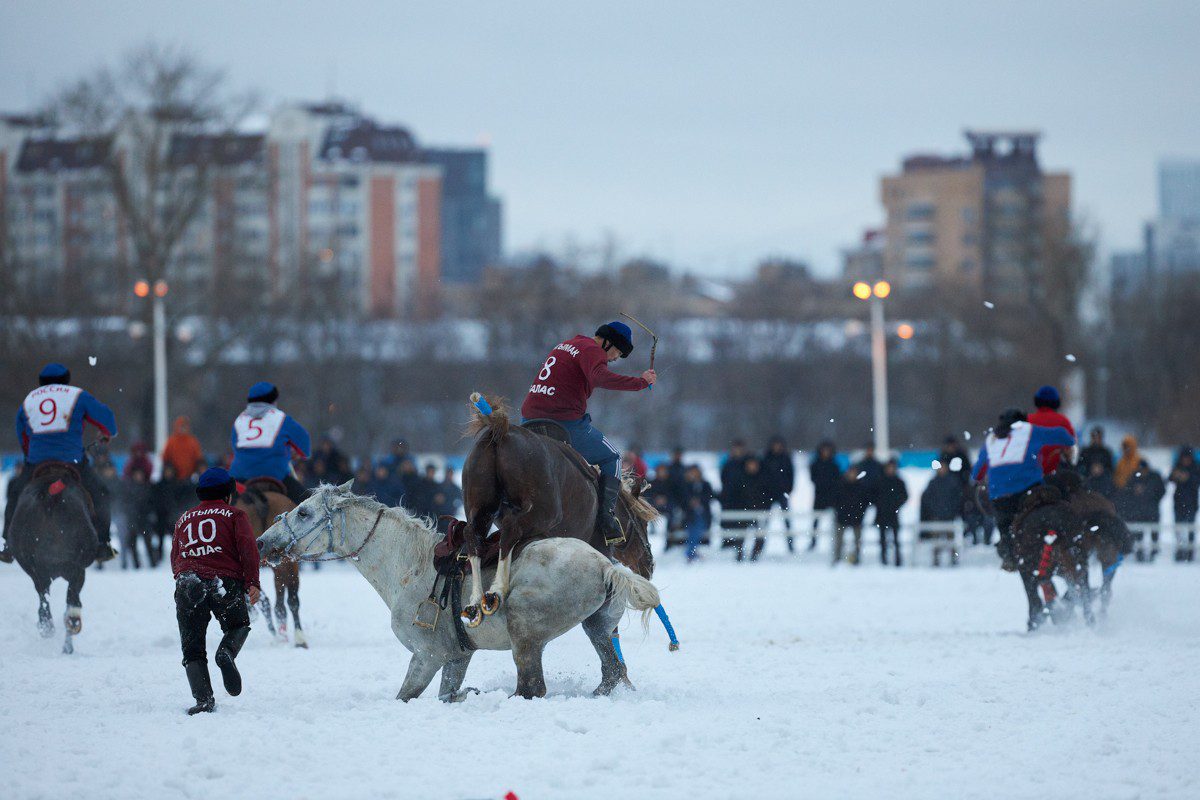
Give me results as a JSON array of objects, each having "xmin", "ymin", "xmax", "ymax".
[
  {"xmin": 905, "ymin": 203, "xmax": 935, "ymax": 221},
  {"xmin": 962, "ymin": 207, "xmax": 977, "ymax": 223},
  {"xmin": 906, "ymin": 230, "xmax": 935, "ymax": 245},
  {"xmin": 905, "ymin": 255, "xmax": 936, "ymax": 270}
]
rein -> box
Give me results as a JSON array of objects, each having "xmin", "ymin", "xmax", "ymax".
[{"xmin": 278, "ymin": 497, "xmax": 387, "ymax": 563}]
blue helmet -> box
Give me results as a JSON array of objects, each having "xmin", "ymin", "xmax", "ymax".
[
  {"xmin": 595, "ymin": 320, "xmax": 634, "ymax": 358},
  {"xmin": 247, "ymin": 381, "xmax": 279, "ymax": 403},
  {"xmin": 1034, "ymin": 385, "xmax": 1060, "ymax": 409},
  {"xmin": 196, "ymin": 467, "xmax": 235, "ymax": 501},
  {"xmin": 39, "ymin": 362, "xmax": 71, "ymax": 386}
]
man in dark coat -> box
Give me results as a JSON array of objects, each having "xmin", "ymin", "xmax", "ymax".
[
  {"xmin": 875, "ymin": 459, "xmax": 908, "ymax": 567},
  {"xmin": 648, "ymin": 463, "xmax": 682, "ymax": 549},
  {"xmin": 809, "ymin": 441, "xmax": 841, "ymax": 551},
  {"xmin": 719, "ymin": 440, "xmax": 750, "ymax": 551},
  {"xmin": 1077, "ymin": 427, "xmax": 1115, "ymax": 477},
  {"xmin": 682, "ymin": 465, "xmax": 715, "ymax": 562},
  {"xmin": 834, "ymin": 468, "xmax": 871, "ymax": 565},
  {"xmin": 1170, "ymin": 447, "xmax": 1199, "ymax": 561},
  {"xmin": 761, "ymin": 435, "xmax": 796, "ymax": 552},
  {"xmin": 938, "ymin": 436, "xmax": 973, "ymax": 485},
  {"xmin": 920, "ymin": 462, "xmax": 962, "ymax": 567},
  {"xmin": 1115, "ymin": 460, "xmax": 1166, "ymax": 561}
]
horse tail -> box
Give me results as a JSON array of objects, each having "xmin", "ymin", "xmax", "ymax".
[
  {"xmin": 604, "ymin": 561, "xmax": 661, "ymax": 632},
  {"xmin": 464, "ymin": 392, "xmax": 511, "ymax": 446}
]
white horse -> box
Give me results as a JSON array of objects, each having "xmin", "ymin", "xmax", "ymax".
[{"xmin": 256, "ymin": 483, "xmax": 661, "ymax": 700}]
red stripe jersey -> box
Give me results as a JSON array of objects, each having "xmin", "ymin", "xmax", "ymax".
[{"xmin": 520, "ymin": 335, "xmax": 648, "ymax": 421}]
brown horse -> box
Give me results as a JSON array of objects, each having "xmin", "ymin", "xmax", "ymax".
[
  {"xmin": 234, "ymin": 479, "xmax": 307, "ymax": 648},
  {"xmin": 459, "ymin": 396, "xmax": 657, "ymax": 626}
]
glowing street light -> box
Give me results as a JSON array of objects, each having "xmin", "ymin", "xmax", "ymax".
[
  {"xmin": 852, "ymin": 279, "xmax": 892, "ymax": 455},
  {"xmin": 897, "ymin": 323, "xmax": 914, "ymax": 340}
]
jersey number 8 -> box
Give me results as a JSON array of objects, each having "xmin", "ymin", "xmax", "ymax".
[{"xmin": 538, "ymin": 356, "xmax": 557, "ymax": 381}]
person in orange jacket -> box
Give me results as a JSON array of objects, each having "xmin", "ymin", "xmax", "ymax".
[{"xmin": 162, "ymin": 416, "xmax": 205, "ymax": 478}]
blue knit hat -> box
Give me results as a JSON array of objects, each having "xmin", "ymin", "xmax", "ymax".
[
  {"xmin": 595, "ymin": 320, "xmax": 634, "ymax": 358},
  {"xmin": 247, "ymin": 381, "xmax": 279, "ymax": 403},
  {"xmin": 1034, "ymin": 385, "xmax": 1060, "ymax": 409},
  {"xmin": 39, "ymin": 363, "xmax": 70, "ymax": 385}
]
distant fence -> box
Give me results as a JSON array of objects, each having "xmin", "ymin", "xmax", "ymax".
[{"xmin": 654, "ymin": 509, "xmax": 1200, "ymax": 567}]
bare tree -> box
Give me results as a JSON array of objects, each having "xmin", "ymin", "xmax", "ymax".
[{"xmin": 47, "ymin": 42, "xmax": 255, "ymax": 295}]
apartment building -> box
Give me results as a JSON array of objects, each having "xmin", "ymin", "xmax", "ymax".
[{"xmin": 878, "ymin": 130, "xmax": 1071, "ymax": 299}]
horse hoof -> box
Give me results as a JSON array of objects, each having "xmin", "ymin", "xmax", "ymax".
[
  {"xmin": 38, "ymin": 620, "xmax": 54, "ymax": 638},
  {"xmin": 481, "ymin": 593, "xmax": 502, "ymax": 615},
  {"xmin": 294, "ymin": 630, "xmax": 308, "ymax": 648},
  {"xmin": 668, "ymin": 642, "xmax": 680, "ymax": 652},
  {"xmin": 63, "ymin": 639, "xmax": 74, "ymax": 655},
  {"xmin": 462, "ymin": 606, "xmax": 483, "ymax": 628},
  {"xmin": 65, "ymin": 617, "xmax": 82, "ymax": 635}
]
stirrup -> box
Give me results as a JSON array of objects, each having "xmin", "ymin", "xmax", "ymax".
[
  {"xmin": 412, "ymin": 598, "xmax": 441, "ymax": 630},
  {"xmin": 604, "ymin": 520, "xmax": 626, "ymax": 547}
]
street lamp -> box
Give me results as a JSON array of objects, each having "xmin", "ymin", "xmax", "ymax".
[
  {"xmin": 134, "ymin": 279, "xmax": 170, "ymax": 457},
  {"xmin": 852, "ymin": 280, "xmax": 891, "ymax": 456}
]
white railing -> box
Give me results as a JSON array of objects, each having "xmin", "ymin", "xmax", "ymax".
[{"xmin": 1126, "ymin": 522, "xmax": 1198, "ymax": 560}]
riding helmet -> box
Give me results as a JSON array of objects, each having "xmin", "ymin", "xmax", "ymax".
[
  {"xmin": 595, "ymin": 321, "xmax": 634, "ymax": 358},
  {"xmin": 39, "ymin": 363, "xmax": 71, "ymax": 386},
  {"xmin": 995, "ymin": 407, "xmax": 1027, "ymax": 438},
  {"xmin": 247, "ymin": 381, "xmax": 279, "ymax": 404},
  {"xmin": 197, "ymin": 467, "xmax": 236, "ymax": 501},
  {"xmin": 1033, "ymin": 385, "xmax": 1061, "ymax": 409}
]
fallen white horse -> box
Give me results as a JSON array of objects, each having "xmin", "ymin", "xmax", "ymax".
[{"xmin": 257, "ymin": 482, "xmax": 661, "ymax": 699}]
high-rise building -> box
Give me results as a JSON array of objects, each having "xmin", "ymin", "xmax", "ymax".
[
  {"xmin": 423, "ymin": 149, "xmax": 502, "ymax": 285},
  {"xmin": 1144, "ymin": 159, "xmax": 1200, "ymax": 280},
  {"xmin": 878, "ymin": 130, "xmax": 1071, "ymax": 299}
]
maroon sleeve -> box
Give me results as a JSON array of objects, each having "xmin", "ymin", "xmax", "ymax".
[
  {"xmin": 586, "ymin": 354, "xmax": 649, "ymax": 392},
  {"xmin": 169, "ymin": 517, "xmax": 183, "ymax": 577},
  {"xmin": 231, "ymin": 509, "xmax": 261, "ymax": 590}
]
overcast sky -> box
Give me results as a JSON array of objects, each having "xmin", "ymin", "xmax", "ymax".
[{"xmin": 2, "ymin": 1, "xmax": 1196, "ymax": 278}]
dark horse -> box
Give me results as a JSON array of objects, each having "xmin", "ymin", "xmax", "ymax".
[
  {"xmin": 234, "ymin": 478, "xmax": 307, "ymax": 647},
  {"xmin": 8, "ymin": 463, "xmax": 97, "ymax": 654},
  {"xmin": 1012, "ymin": 473, "xmax": 1132, "ymax": 631},
  {"xmin": 459, "ymin": 396, "xmax": 657, "ymax": 626}
]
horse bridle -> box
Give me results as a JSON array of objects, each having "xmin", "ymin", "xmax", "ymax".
[{"xmin": 275, "ymin": 494, "xmax": 386, "ymax": 563}]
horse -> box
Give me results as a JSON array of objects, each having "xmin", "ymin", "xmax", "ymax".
[
  {"xmin": 1011, "ymin": 485, "xmax": 1093, "ymax": 630},
  {"xmin": 234, "ymin": 478, "xmax": 307, "ymax": 648},
  {"xmin": 1045, "ymin": 470, "xmax": 1132, "ymax": 617},
  {"xmin": 7, "ymin": 463, "xmax": 97, "ymax": 654},
  {"xmin": 458, "ymin": 396, "xmax": 658, "ymax": 625},
  {"xmin": 256, "ymin": 483, "xmax": 661, "ymax": 699}
]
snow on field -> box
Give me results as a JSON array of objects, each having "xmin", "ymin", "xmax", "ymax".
[{"xmin": 1, "ymin": 554, "xmax": 1198, "ymax": 800}]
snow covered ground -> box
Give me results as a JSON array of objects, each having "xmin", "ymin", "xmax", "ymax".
[{"xmin": 1, "ymin": 553, "xmax": 1197, "ymax": 799}]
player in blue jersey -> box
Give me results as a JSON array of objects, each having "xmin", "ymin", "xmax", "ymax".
[
  {"xmin": 972, "ymin": 408, "xmax": 1076, "ymax": 571},
  {"xmin": 2, "ymin": 363, "xmax": 119, "ymax": 564},
  {"xmin": 228, "ymin": 382, "xmax": 311, "ymax": 506}
]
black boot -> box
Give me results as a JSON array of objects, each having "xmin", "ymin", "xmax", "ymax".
[
  {"xmin": 0, "ymin": 541, "xmax": 13, "ymax": 564},
  {"xmin": 596, "ymin": 473, "xmax": 625, "ymax": 547},
  {"xmin": 184, "ymin": 660, "xmax": 215, "ymax": 715},
  {"xmin": 94, "ymin": 541, "xmax": 117, "ymax": 564},
  {"xmin": 996, "ymin": 534, "xmax": 1017, "ymax": 572},
  {"xmin": 215, "ymin": 626, "xmax": 251, "ymax": 696}
]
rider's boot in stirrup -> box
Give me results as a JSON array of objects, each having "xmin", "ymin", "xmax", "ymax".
[
  {"xmin": 184, "ymin": 660, "xmax": 216, "ymax": 715},
  {"xmin": 597, "ymin": 473, "xmax": 625, "ymax": 548},
  {"xmin": 0, "ymin": 540, "xmax": 13, "ymax": 564},
  {"xmin": 214, "ymin": 625, "xmax": 251, "ymax": 696},
  {"xmin": 94, "ymin": 542, "xmax": 118, "ymax": 564}
]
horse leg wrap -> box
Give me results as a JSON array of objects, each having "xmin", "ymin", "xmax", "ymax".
[
  {"xmin": 611, "ymin": 634, "xmax": 625, "ymax": 664},
  {"xmin": 1036, "ymin": 533, "xmax": 1058, "ymax": 606},
  {"xmin": 654, "ymin": 604, "xmax": 680, "ymax": 650}
]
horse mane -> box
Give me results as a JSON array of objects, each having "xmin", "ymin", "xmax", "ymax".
[
  {"xmin": 317, "ymin": 483, "xmax": 440, "ymax": 565},
  {"xmin": 620, "ymin": 477, "xmax": 659, "ymax": 524},
  {"xmin": 463, "ymin": 394, "xmax": 511, "ymax": 445}
]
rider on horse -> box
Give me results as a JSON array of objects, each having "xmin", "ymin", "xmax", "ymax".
[
  {"xmin": 520, "ymin": 321, "xmax": 657, "ymax": 544},
  {"xmin": 972, "ymin": 407, "xmax": 1075, "ymax": 571},
  {"xmin": 229, "ymin": 381, "xmax": 311, "ymax": 506},
  {"xmin": 1, "ymin": 363, "xmax": 118, "ymax": 564},
  {"xmin": 1027, "ymin": 385, "xmax": 1076, "ymax": 475}
]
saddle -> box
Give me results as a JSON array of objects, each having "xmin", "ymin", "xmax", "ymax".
[
  {"xmin": 417, "ymin": 517, "xmax": 489, "ymax": 652},
  {"xmin": 520, "ymin": 418, "xmax": 571, "ymax": 444},
  {"xmin": 31, "ymin": 461, "xmax": 94, "ymax": 514},
  {"xmin": 242, "ymin": 476, "xmax": 289, "ymax": 496}
]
